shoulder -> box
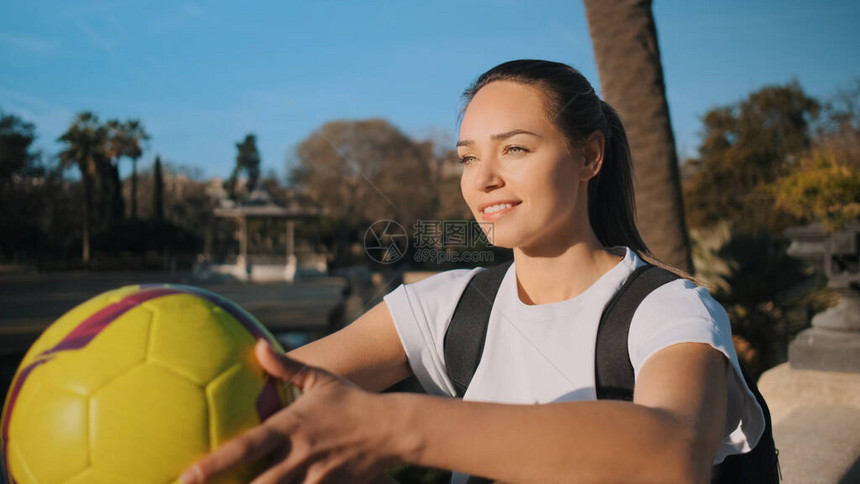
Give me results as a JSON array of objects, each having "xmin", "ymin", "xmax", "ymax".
[
  {"xmin": 627, "ymin": 277, "xmax": 732, "ymax": 379},
  {"xmin": 385, "ymin": 266, "xmax": 483, "ymax": 315},
  {"xmin": 381, "ymin": 266, "xmax": 488, "ymax": 396},
  {"xmin": 385, "ymin": 266, "xmax": 486, "ymax": 314},
  {"xmin": 636, "ymin": 278, "xmax": 729, "ymax": 331},
  {"xmin": 404, "ymin": 267, "xmax": 485, "ymax": 295},
  {"xmin": 382, "ymin": 266, "xmax": 489, "ymax": 338}
]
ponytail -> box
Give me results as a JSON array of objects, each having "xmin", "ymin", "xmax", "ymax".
[
  {"xmin": 594, "ymin": 101, "xmax": 694, "ymax": 280},
  {"xmin": 589, "ymin": 101, "xmax": 649, "ymax": 255}
]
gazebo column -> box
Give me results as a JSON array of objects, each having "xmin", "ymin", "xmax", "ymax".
[
  {"xmin": 286, "ymin": 219, "xmax": 295, "ymax": 260},
  {"xmin": 285, "ymin": 219, "xmax": 297, "ymax": 282},
  {"xmin": 238, "ymin": 214, "xmax": 249, "ymax": 280},
  {"xmin": 209, "ymin": 194, "xmax": 320, "ymax": 283}
]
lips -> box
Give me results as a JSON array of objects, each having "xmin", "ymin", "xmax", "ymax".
[
  {"xmin": 479, "ymin": 200, "xmax": 521, "ymax": 221},
  {"xmin": 479, "ymin": 200, "xmax": 521, "ymax": 212}
]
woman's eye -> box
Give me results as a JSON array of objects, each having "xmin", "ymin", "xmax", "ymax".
[
  {"xmin": 458, "ymin": 155, "xmax": 476, "ymax": 165},
  {"xmin": 505, "ymin": 146, "xmax": 528, "ymax": 155}
]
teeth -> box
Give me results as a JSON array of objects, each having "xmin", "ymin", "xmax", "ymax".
[{"xmin": 483, "ymin": 203, "xmax": 514, "ymax": 214}]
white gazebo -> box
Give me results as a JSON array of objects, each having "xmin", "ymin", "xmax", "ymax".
[{"xmin": 205, "ymin": 188, "xmax": 325, "ymax": 282}]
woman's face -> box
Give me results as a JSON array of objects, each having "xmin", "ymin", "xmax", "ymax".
[{"xmin": 458, "ymin": 80, "xmax": 597, "ymax": 252}]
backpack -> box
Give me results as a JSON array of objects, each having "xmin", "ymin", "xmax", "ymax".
[{"xmin": 443, "ymin": 261, "xmax": 780, "ymax": 484}]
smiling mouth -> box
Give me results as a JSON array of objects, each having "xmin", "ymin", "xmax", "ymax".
[{"xmin": 480, "ymin": 201, "xmax": 521, "ymax": 219}]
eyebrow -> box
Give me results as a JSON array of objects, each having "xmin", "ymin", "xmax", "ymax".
[{"xmin": 456, "ymin": 129, "xmax": 542, "ymax": 148}]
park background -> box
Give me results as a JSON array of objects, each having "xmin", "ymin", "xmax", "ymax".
[{"xmin": 1, "ymin": 1, "xmax": 859, "ymax": 483}]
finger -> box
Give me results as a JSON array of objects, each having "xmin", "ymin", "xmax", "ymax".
[
  {"xmin": 249, "ymin": 457, "xmax": 307, "ymax": 484},
  {"xmin": 255, "ymin": 339, "xmax": 319, "ymax": 390},
  {"xmin": 179, "ymin": 424, "xmax": 282, "ymax": 484},
  {"xmin": 268, "ymin": 445, "xmax": 291, "ymax": 469}
]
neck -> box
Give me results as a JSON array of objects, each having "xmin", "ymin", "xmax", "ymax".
[{"xmin": 512, "ymin": 236, "xmax": 623, "ymax": 306}]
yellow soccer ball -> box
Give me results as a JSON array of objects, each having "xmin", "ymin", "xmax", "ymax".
[{"xmin": 1, "ymin": 284, "xmax": 299, "ymax": 483}]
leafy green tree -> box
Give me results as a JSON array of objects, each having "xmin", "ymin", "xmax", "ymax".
[
  {"xmin": 58, "ymin": 111, "xmax": 109, "ymax": 263},
  {"xmin": 684, "ymin": 81, "xmax": 821, "ymax": 234},
  {"xmin": 112, "ymin": 161, "xmax": 208, "ymax": 261},
  {"xmin": 58, "ymin": 112, "xmax": 151, "ymax": 262},
  {"xmin": 0, "ymin": 111, "xmax": 42, "ymax": 187},
  {"xmin": 106, "ymin": 119, "xmax": 149, "ymax": 219},
  {"xmin": 225, "ymin": 133, "xmax": 261, "ymax": 201},
  {"xmin": 773, "ymin": 147, "xmax": 860, "ymax": 231},
  {"xmin": 98, "ymin": 152, "xmax": 125, "ymax": 233},
  {"xmin": 772, "ymin": 79, "xmax": 860, "ymax": 231},
  {"xmin": 683, "ymin": 82, "xmax": 858, "ymax": 376},
  {"xmin": 1, "ymin": 110, "xmax": 89, "ymax": 264},
  {"xmin": 0, "ymin": 110, "xmax": 46, "ymax": 261}
]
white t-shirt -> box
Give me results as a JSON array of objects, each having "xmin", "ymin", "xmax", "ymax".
[{"xmin": 383, "ymin": 247, "xmax": 765, "ymax": 475}]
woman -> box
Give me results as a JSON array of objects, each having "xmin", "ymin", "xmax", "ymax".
[{"xmin": 180, "ymin": 60, "xmax": 765, "ymax": 483}]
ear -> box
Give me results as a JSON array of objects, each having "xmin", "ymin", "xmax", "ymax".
[{"xmin": 579, "ymin": 130, "xmax": 605, "ymax": 182}]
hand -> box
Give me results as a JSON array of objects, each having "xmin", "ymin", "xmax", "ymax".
[{"xmin": 179, "ymin": 339, "xmax": 403, "ymax": 484}]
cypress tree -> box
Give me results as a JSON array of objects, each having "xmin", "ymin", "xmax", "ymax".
[{"xmin": 153, "ymin": 155, "xmax": 164, "ymax": 222}]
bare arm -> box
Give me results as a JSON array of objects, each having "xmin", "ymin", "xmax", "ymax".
[
  {"xmin": 389, "ymin": 342, "xmax": 728, "ymax": 483},
  {"xmin": 286, "ymin": 300, "xmax": 412, "ymax": 392},
  {"xmin": 183, "ymin": 341, "xmax": 728, "ymax": 483}
]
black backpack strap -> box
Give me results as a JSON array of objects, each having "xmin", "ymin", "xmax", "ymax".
[
  {"xmin": 595, "ymin": 264, "xmax": 680, "ymax": 400},
  {"xmin": 444, "ymin": 260, "xmax": 513, "ymax": 398}
]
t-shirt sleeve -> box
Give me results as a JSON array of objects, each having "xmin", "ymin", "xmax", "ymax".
[
  {"xmin": 627, "ymin": 279, "xmax": 766, "ymax": 465},
  {"xmin": 383, "ymin": 267, "xmax": 485, "ymax": 397}
]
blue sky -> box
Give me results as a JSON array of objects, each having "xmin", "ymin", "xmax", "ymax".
[{"xmin": 1, "ymin": 0, "xmax": 858, "ymax": 181}]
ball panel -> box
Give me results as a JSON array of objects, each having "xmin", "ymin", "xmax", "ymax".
[
  {"xmin": 17, "ymin": 285, "xmax": 143, "ymax": 369},
  {"xmin": 2, "ymin": 357, "xmax": 50, "ymax": 479},
  {"xmin": 63, "ymin": 468, "xmax": 129, "ymax": 484},
  {"xmin": 146, "ymin": 294, "xmax": 252, "ymax": 386},
  {"xmin": 153, "ymin": 285, "xmax": 285, "ymax": 352},
  {"xmin": 39, "ymin": 305, "xmax": 151, "ymax": 397},
  {"xmin": 7, "ymin": 440, "xmax": 39, "ymax": 484},
  {"xmin": 90, "ymin": 364, "xmax": 207, "ymax": 483},
  {"xmin": 37, "ymin": 287, "xmax": 182, "ymax": 362},
  {"xmin": 10, "ymin": 382, "xmax": 88, "ymax": 483},
  {"xmin": 203, "ymin": 361, "xmax": 271, "ymax": 483},
  {"xmin": 206, "ymin": 362, "xmax": 265, "ymax": 449}
]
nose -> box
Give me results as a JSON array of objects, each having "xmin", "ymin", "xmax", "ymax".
[{"xmin": 470, "ymin": 154, "xmax": 505, "ymax": 192}]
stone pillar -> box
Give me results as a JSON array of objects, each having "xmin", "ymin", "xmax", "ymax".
[
  {"xmin": 286, "ymin": 220, "xmax": 295, "ymax": 260},
  {"xmin": 285, "ymin": 219, "xmax": 297, "ymax": 282},
  {"xmin": 237, "ymin": 215, "xmax": 248, "ymax": 260},
  {"xmin": 785, "ymin": 221, "xmax": 860, "ymax": 373},
  {"xmin": 237, "ymin": 214, "xmax": 250, "ymax": 281}
]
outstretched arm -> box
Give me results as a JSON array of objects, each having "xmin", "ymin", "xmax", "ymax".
[
  {"xmin": 180, "ymin": 340, "xmax": 727, "ymax": 483},
  {"xmin": 390, "ymin": 341, "xmax": 727, "ymax": 483},
  {"xmin": 286, "ymin": 300, "xmax": 412, "ymax": 392}
]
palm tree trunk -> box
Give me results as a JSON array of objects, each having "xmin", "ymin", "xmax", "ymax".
[
  {"xmin": 82, "ymin": 174, "xmax": 92, "ymax": 264},
  {"xmin": 131, "ymin": 158, "xmax": 138, "ymax": 219},
  {"xmin": 583, "ymin": 0, "xmax": 693, "ymax": 272}
]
